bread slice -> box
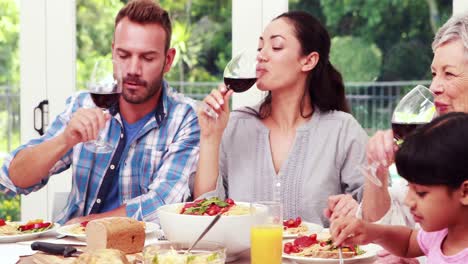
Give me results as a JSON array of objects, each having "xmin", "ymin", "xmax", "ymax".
[
  {"xmin": 73, "ymin": 248, "xmax": 130, "ymax": 264},
  {"xmin": 86, "ymin": 217, "xmax": 145, "ymax": 254}
]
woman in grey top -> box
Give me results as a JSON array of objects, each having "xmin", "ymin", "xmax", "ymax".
[{"xmin": 194, "ymin": 11, "xmax": 368, "ymax": 227}]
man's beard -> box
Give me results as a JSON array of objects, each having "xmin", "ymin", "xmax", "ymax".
[{"xmin": 121, "ymin": 70, "xmax": 164, "ymax": 105}]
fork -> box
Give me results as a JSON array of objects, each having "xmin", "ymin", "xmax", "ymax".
[{"xmin": 338, "ymin": 247, "xmax": 344, "ymax": 264}]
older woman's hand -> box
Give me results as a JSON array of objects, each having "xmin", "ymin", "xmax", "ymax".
[
  {"xmin": 373, "ymin": 249, "xmax": 420, "ymax": 264},
  {"xmin": 323, "ymin": 194, "xmax": 358, "ymax": 220},
  {"xmin": 366, "ymin": 129, "xmax": 398, "ymax": 183}
]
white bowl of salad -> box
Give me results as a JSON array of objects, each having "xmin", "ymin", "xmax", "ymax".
[
  {"xmin": 143, "ymin": 241, "xmax": 226, "ymax": 264},
  {"xmin": 157, "ymin": 198, "xmax": 261, "ymax": 262}
]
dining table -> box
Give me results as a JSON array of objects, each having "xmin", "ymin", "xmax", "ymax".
[{"xmin": 2, "ymin": 230, "xmax": 378, "ymax": 264}]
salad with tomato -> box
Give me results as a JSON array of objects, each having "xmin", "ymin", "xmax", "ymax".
[
  {"xmin": 283, "ymin": 234, "xmax": 366, "ymax": 258},
  {"xmin": 0, "ymin": 218, "xmax": 54, "ymax": 235},
  {"xmin": 180, "ymin": 197, "xmax": 236, "ymax": 216}
]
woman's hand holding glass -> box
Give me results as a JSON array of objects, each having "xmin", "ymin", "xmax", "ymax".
[
  {"xmin": 360, "ymin": 85, "xmax": 435, "ymax": 187},
  {"xmin": 197, "ymin": 50, "xmax": 257, "ymax": 138},
  {"xmin": 197, "ymin": 85, "xmax": 234, "ymax": 139}
]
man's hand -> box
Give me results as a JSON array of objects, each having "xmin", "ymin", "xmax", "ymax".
[
  {"xmin": 323, "ymin": 194, "xmax": 358, "ymax": 221},
  {"xmin": 62, "ymin": 108, "xmax": 109, "ymax": 147},
  {"xmin": 65, "ymin": 214, "xmax": 99, "ymax": 225},
  {"xmin": 65, "ymin": 206, "xmax": 126, "ymax": 225},
  {"xmin": 373, "ymin": 250, "xmax": 420, "ymax": 264}
]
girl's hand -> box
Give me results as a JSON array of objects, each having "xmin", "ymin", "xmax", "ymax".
[
  {"xmin": 330, "ymin": 216, "xmax": 376, "ymax": 247},
  {"xmin": 197, "ymin": 84, "xmax": 234, "ymax": 139}
]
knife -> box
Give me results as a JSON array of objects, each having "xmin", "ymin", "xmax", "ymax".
[{"xmin": 31, "ymin": 241, "xmax": 84, "ymax": 257}]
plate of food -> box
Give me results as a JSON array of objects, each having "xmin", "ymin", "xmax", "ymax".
[
  {"xmin": 0, "ymin": 218, "xmax": 59, "ymax": 243},
  {"xmin": 283, "ymin": 217, "xmax": 323, "ymax": 239},
  {"xmin": 56, "ymin": 220, "xmax": 160, "ymax": 241},
  {"xmin": 282, "ymin": 233, "xmax": 381, "ymax": 263}
]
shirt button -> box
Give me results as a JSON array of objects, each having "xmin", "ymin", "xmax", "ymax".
[
  {"xmin": 110, "ymin": 164, "xmax": 115, "ymax": 170},
  {"xmin": 96, "ymin": 198, "xmax": 101, "ymax": 204},
  {"xmin": 120, "ymin": 133, "xmax": 124, "ymax": 138}
]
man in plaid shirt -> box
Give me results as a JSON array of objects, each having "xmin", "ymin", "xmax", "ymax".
[{"xmin": 0, "ymin": 0, "xmax": 200, "ymax": 224}]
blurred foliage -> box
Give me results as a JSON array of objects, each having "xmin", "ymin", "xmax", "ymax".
[
  {"xmin": 330, "ymin": 36, "xmax": 382, "ymax": 82},
  {"xmin": 0, "ymin": 193, "xmax": 20, "ymax": 221},
  {"xmin": 76, "ymin": 0, "xmax": 124, "ymax": 89},
  {"xmin": 0, "ymin": 0, "xmax": 19, "ymax": 86},
  {"xmin": 291, "ymin": 0, "xmax": 452, "ymax": 81}
]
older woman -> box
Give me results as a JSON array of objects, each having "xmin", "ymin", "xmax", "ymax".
[
  {"xmin": 333, "ymin": 11, "xmax": 468, "ymax": 264},
  {"xmin": 194, "ymin": 11, "xmax": 368, "ymax": 227},
  {"xmin": 361, "ymin": 11, "xmax": 468, "ymax": 226}
]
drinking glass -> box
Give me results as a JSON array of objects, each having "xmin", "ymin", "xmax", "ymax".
[
  {"xmin": 198, "ymin": 50, "xmax": 258, "ymax": 119},
  {"xmin": 223, "ymin": 50, "xmax": 257, "ymax": 92},
  {"xmin": 359, "ymin": 85, "xmax": 436, "ymax": 186},
  {"xmin": 84, "ymin": 59, "xmax": 122, "ymax": 153},
  {"xmin": 250, "ymin": 201, "xmax": 283, "ymax": 264}
]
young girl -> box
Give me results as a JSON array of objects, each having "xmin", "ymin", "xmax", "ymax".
[{"xmin": 330, "ymin": 112, "xmax": 468, "ymax": 263}]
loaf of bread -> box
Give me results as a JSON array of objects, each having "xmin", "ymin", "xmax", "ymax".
[
  {"xmin": 86, "ymin": 217, "xmax": 145, "ymax": 254},
  {"xmin": 73, "ymin": 248, "xmax": 130, "ymax": 264}
]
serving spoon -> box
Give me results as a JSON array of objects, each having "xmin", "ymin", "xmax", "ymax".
[{"xmin": 185, "ymin": 214, "xmax": 222, "ymax": 254}]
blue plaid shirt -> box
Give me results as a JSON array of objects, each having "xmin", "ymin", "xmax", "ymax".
[{"xmin": 0, "ymin": 81, "xmax": 200, "ymax": 224}]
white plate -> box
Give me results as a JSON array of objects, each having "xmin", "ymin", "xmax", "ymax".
[
  {"xmin": 0, "ymin": 222, "xmax": 60, "ymax": 243},
  {"xmin": 283, "ymin": 222, "xmax": 324, "ymax": 239},
  {"xmin": 282, "ymin": 243, "xmax": 381, "ymax": 263},
  {"xmin": 56, "ymin": 221, "xmax": 160, "ymax": 241}
]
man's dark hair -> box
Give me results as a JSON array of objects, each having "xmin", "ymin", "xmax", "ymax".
[{"xmin": 115, "ymin": 0, "xmax": 172, "ymax": 51}]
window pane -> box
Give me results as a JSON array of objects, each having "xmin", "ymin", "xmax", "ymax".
[{"xmin": 0, "ymin": 0, "xmax": 21, "ymax": 221}]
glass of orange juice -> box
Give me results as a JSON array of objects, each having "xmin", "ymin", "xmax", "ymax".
[{"xmin": 250, "ymin": 201, "xmax": 283, "ymax": 264}]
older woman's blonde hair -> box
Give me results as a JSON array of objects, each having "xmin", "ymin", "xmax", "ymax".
[{"xmin": 432, "ymin": 12, "xmax": 468, "ymax": 52}]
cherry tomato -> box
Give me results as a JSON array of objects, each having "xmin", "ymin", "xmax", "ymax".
[
  {"xmin": 225, "ymin": 198, "xmax": 235, "ymax": 206},
  {"xmin": 283, "ymin": 242, "xmax": 293, "ymax": 254},
  {"xmin": 0, "ymin": 219, "xmax": 6, "ymax": 227},
  {"xmin": 294, "ymin": 216, "xmax": 302, "ymax": 226},
  {"xmin": 294, "ymin": 236, "xmax": 317, "ymax": 248},
  {"xmin": 309, "ymin": 233, "xmax": 317, "ymax": 241},
  {"xmin": 291, "ymin": 245, "xmax": 301, "ymax": 253}
]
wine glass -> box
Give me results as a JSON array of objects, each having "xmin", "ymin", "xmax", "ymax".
[
  {"xmin": 359, "ymin": 85, "xmax": 436, "ymax": 187},
  {"xmin": 198, "ymin": 50, "xmax": 258, "ymax": 119},
  {"xmin": 223, "ymin": 50, "xmax": 257, "ymax": 92},
  {"xmin": 83, "ymin": 59, "xmax": 122, "ymax": 153}
]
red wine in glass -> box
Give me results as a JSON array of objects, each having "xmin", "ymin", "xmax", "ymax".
[
  {"xmin": 223, "ymin": 77, "xmax": 257, "ymax": 93},
  {"xmin": 90, "ymin": 92, "xmax": 120, "ymax": 109},
  {"xmin": 84, "ymin": 59, "xmax": 122, "ymax": 153},
  {"xmin": 391, "ymin": 122, "xmax": 425, "ymax": 141}
]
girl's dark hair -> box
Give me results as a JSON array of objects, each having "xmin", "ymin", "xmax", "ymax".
[
  {"xmin": 395, "ymin": 112, "xmax": 468, "ymax": 189},
  {"xmin": 245, "ymin": 11, "xmax": 349, "ymax": 119}
]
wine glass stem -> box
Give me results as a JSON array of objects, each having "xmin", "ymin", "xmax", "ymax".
[{"xmin": 96, "ymin": 109, "xmax": 110, "ymax": 145}]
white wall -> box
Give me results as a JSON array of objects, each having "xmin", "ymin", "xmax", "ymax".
[
  {"xmin": 19, "ymin": 0, "xmax": 75, "ymax": 221},
  {"xmin": 453, "ymin": 0, "xmax": 468, "ymax": 14},
  {"xmin": 231, "ymin": 0, "xmax": 288, "ymax": 109}
]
